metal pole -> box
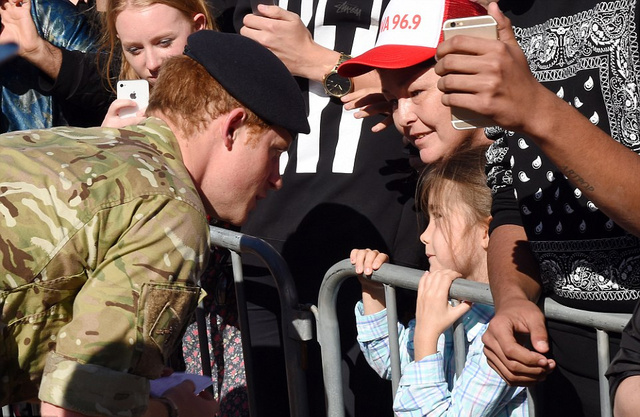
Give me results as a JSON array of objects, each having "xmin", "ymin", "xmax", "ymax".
[
  {"xmin": 596, "ymin": 329, "xmax": 612, "ymax": 417},
  {"xmin": 209, "ymin": 227, "xmax": 312, "ymax": 417},
  {"xmin": 230, "ymin": 251, "xmax": 258, "ymax": 417},
  {"xmin": 384, "ymin": 284, "xmax": 401, "ymax": 397}
]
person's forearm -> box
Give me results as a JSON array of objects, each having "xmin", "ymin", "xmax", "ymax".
[
  {"xmin": 361, "ymin": 283, "xmax": 386, "ymax": 315},
  {"xmin": 299, "ymin": 47, "xmax": 379, "ymax": 91},
  {"xmin": 296, "ymin": 47, "xmax": 340, "ymax": 82},
  {"xmin": 487, "ymin": 225, "xmax": 542, "ymax": 311},
  {"xmin": 519, "ymin": 85, "xmax": 640, "ymax": 237},
  {"xmin": 22, "ymin": 38, "xmax": 63, "ymax": 80},
  {"xmin": 413, "ymin": 328, "xmax": 439, "ymax": 360}
]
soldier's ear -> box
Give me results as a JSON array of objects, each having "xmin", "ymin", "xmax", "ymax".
[{"xmin": 222, "ymin": 108, "xmax": 248, "ymax": 151}]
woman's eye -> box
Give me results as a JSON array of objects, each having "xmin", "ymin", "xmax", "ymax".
[{"xmin": 125, "ymin": 47, "xmax": 141, "ymax": 55}]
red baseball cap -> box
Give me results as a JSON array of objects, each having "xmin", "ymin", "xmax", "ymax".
[{"xmin": 338, "ymin": 0, "xmax": 486, "ymax": 77}]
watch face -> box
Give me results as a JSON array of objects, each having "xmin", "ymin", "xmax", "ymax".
[{"xmin": 325, "ymin": 72, "xmax": 352, "ymax": 97}]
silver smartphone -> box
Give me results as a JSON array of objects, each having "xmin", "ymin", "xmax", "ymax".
[
  {"xmin": 442, "ymin": 15, "xmax": 498, "ymax": 130},
  {"xmin": 116, "ymin": 79, "xmax": 149, "ymax": 119}
]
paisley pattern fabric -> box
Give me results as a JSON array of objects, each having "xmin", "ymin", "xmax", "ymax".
[{"xmin": 486, "ymin": 0, "xmax": 640, "ymax": 310}]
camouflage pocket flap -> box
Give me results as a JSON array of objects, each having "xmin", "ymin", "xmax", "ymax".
[{"xmin": 134, "ymin": 283, "xmax": 200, "ymax": 378}]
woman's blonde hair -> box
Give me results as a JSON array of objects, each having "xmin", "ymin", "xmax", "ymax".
[{"xmin": 99, "ymin": 0, "xmax": 216, "ymax": 92}]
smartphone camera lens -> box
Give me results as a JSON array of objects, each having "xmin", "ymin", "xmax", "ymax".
[{"xmin": 450, "ymin": 21, "xmax": 456, "ymax": 27}]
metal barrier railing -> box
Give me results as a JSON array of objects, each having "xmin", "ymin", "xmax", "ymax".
[
  {"xmin": 3, "ymin": 227, "xmax": 314, "ymax": 417},
  {"xmin": 317, "ymin": 259, "xmax": 632, "ymax": 417},
  {"xmin": 4, "ymin": 229, "xmax": 631, "ymax": 417},
  {"xmin": 205, "ymin": 226, "xmax": 315, "ymax": 417}
]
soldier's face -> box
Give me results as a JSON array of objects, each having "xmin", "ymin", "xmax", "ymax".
[{"xmin": 200, "ymin": 125, "xmax": 291, "ymax": 225}]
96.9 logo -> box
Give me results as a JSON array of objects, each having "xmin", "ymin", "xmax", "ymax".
[{"xmin": 380, "ymin": 14, "xmax": 422, "ymax": 32}]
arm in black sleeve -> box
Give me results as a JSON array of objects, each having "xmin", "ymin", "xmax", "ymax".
[{"xmin": 37, "ymin": 48, "xmax": 116, "ymax": 127}]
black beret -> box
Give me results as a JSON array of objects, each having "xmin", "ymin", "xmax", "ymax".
[{"xmin": 184, "ymin": 31, "xmax": 310, "ymax": 137}]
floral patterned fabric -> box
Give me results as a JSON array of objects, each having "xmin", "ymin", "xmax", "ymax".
[{"xmin": 182, "ymin": 246, "xmax": 249, "ymax": 417}]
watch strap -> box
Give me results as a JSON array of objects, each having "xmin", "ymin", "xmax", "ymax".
[
  {"xmin": 322, "ymin": 52, "xmax": 353, "ymax": 97},
  {"xmin": 333, "ymin": 52, "xmax": 352, "ymax": 71}
]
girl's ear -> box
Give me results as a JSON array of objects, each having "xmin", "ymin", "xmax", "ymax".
[{"xmin": 193, "ymin": 13, "xmax": 207, "ymax": 31}]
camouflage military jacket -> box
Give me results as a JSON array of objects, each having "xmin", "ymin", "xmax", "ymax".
[{"xmin": 0, "ymin": 117, "xmax": 209, "ymax": 416}]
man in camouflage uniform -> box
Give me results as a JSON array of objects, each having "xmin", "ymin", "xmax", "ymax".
[{"xmin": 0, "ymin": 30, "xmax": 309, "ymax": 417}]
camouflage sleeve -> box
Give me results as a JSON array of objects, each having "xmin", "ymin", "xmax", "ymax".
[{"xmin": 38, "ymin": 196, "xmax": 209, "ymax": 416}]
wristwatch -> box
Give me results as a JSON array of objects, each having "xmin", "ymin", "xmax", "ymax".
[{"xmin": 322, "ymin": 52, "xmax": 353, "ymax": 98}]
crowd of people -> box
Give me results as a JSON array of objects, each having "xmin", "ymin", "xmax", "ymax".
[{"xmin": 2, "ymin": 0, "xmax": 640, "ymax": 416}]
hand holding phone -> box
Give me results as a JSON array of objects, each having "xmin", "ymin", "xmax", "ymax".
[
  {"xmin": 116, "ymin": 79, "xmax": 149, "ymax": 119},
  {"xmin": 442, "ymin": 15, "xmax": 497, "ymax": 130}
]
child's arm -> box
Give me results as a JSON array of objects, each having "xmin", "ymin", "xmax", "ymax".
[
  {"xmin": 393, "ymin": 270, "xmax": 527, "ymax": 417},
  {"xmin": 350, "ymin": 248, "xmax": 389, "ymax": 315},
  {"xmin": 413, "ymin": 270, "xmax": 471, "ymax": 360},
  {"xmin": 355, "ymin": 301, "xmax": 415, "ymax": 381},
  {"xmin": 393, "ymin": 320, "xmax": 528, "ymax": 417},
  {"xmin": 352, "ymin": 248, "xmax": 413, "ymax": 379}
]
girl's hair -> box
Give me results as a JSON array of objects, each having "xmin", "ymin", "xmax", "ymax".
[
  {"xmin": 416, "ymin": 144, "xmax": 491, "ymax": 245},
  {"xmin": 146, "ymin": 54, "xmax": 269, "ymax": 138},
  {"xmin": 99, "ymin": 0, "xmax": 216, "ymax": 92}
]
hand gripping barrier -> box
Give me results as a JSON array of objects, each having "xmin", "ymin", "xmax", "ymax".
[{"xmin": 316, "ymin": 259, "xmax": 632, "ymax": 417}]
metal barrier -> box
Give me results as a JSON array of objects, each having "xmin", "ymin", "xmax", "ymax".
[
  {"xmin": 205, "ymin": 226, "xmax": 315, "ymax": 417},
  {"xmin": 317, "ymin": 259, "xmax": 633, "ymax": 417},
  {"xmin": 3, "ymin": 228, "xmax": 631, "ymax": 417}
]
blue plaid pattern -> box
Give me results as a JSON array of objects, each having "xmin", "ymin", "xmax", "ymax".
[{"xmin": 355, "ymin": 302, "xmax": 529, "ymax": 416}]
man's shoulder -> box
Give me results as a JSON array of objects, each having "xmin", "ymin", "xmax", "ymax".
[{"xmin": 0, "ymin": 121, "xmax": 205, "ymax": 229}]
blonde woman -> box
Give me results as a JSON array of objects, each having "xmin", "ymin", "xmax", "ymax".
[{"xmin": 0, "ymin": 0, "xmax": 215, "ymax": 127}]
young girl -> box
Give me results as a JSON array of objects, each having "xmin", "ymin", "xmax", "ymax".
[{"xmin": 351, "ymin": 146, "xmax": 528, "ymax": 416}]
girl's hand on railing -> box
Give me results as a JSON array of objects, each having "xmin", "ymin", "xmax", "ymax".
[
  {"xmin": 350, "ymin": 248, "xmax": 388, "ymax": 277},
  {"xmin": 413, "ymin": 269, "xmax": 471, "ymax": 360},
  {"xmin": 351, "ymin": 248, "xmax": 389, "ymax": 315}
]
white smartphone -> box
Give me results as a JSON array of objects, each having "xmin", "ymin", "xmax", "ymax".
[
  {"xmin": 442, "ymin": 15, "xmax": 498, "ymax": 130},
  {"xmin": 116, "ymin": 79, "xmax": 149, "ymax": 119}
]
